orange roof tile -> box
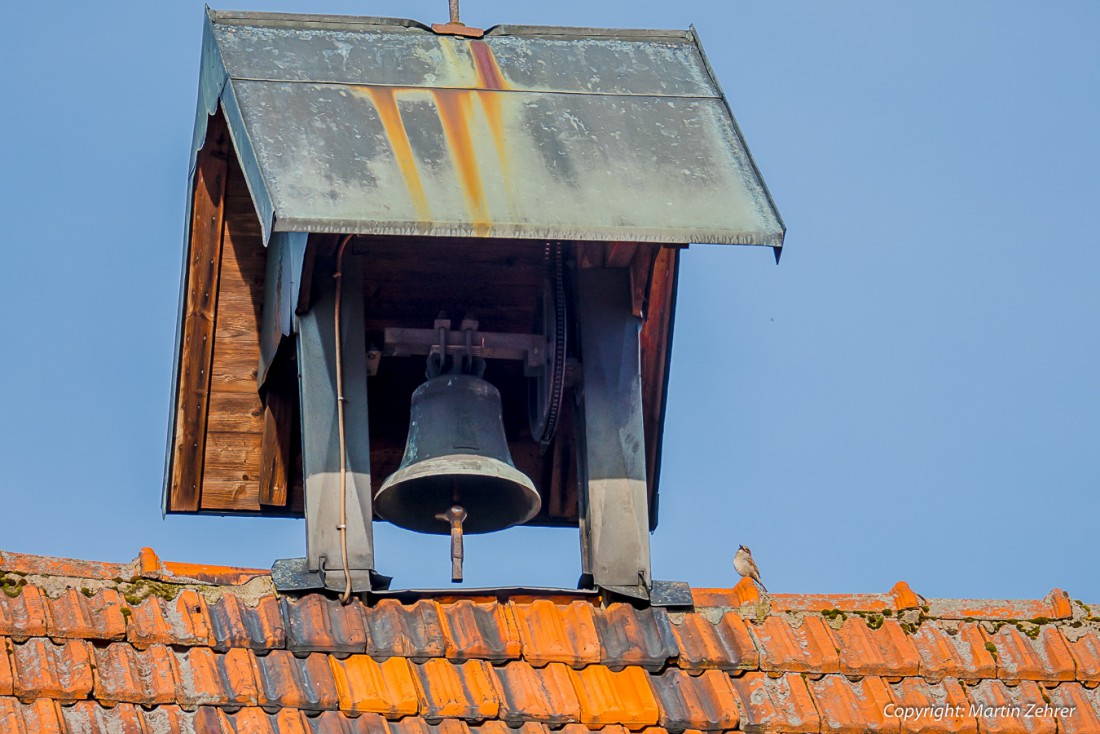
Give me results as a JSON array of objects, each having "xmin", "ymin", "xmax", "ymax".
[{"xmin": 0, "ymin": 548, "xmax": 1098, "ymax": 733}]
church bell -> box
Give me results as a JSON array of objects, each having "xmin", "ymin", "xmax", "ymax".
[{"xmin": 375, "ymin": 372, "xmax": 541, "ymax": 536}]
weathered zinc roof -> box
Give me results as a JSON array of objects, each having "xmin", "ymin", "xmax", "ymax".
[
  {"xmin": 193, "ymin": 10, "xmax": 784, "ymax": 248},
  {"xmin": 1, "ymin": 548, "xmax": 1099, "ymax": 733}
]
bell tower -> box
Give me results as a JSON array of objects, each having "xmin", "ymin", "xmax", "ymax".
[{"xmin": 165, "ymin": 9, "xmax": 784, "ymax": 603}]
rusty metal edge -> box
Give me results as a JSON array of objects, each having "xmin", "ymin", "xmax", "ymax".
[
  {"xmin": 208, "ymin": 9, "xmax": 694, "ymax": 42},
  {"xmin": 272, "ymin": 217, "xmax": 783, "ymax": 248}
]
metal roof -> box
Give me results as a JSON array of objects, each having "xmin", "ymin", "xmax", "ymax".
[{"xmin": 193, "ymin": 10, "xmax": 784, "ymax": 247}]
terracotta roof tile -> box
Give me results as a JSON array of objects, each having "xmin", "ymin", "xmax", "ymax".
[
  {"xmin": 0, "ymin": 640, "xmax": 11, "ymax": 697},
  {"xmin": 0, "ymin": 585, "xmax": 49, "ymax": 641},
  {"xmin": 209, "ymin": 592, "xmax": 284, "ymax": 651},
  {"xmin": 175, "ymin": 646, "xmax": 261, "ymax": 707},
  {"xmin": 667, "ymin": 609, "xmax": 758, "ymax": 673},
  {"xmin": 730, "ymin": 672, "xmax": 820, "ymax": 733},
  {"xmin": 1046, "ymin": 683, "xmax": 1100, "ymax": 734},
  {"xmin": 833, "ymin": 617, "xmax": 920, "ymax": 678},
  {"xmin": 910, "ymin": 622, "xmax": 998, "ymax": 681},
  {"xmin": 365, "ymin": 599, "xmax": 446, "ymax": 662},
  {"xmin": 1, "ymin": 548, "xmax": 1099, "ymax": 732},
  {"xmin": 16, "ymin": 698, "xmax": 65, "ymax": 734},
  {"xmin": 64, "ymin": 700, "xmax": 150, "ymax": 733},
  {"xmin": 92, "ymin": 641, "xmax": 179, "ymax": 706},
  {"xmin": 413, "ymin": 658, "xmax": 500, "ymax": 721},
  {"xmin": 492, "ymin": 660, "xmax": 581, "ymax": 726},
  {"xmin": 569, "ymin": 665, "xmax": 660, "ymax": 729},
  {"xmin": 439, "ymin": 600, "xmax": 522, "ymax": 664},
  {"xmin": 127, "ymin": 589, "xmax": 216, "ymax": 649},
  {"xmin": 283, "ymin": 595, "xmax": 367, "ymax": 656},
  {"xmin": 44, "ymin": 587, "xmax": 127, "ymax": 642},
  {"xmin": 750, "ymin": 615, "xmax": 841, "ymax": 675},
  {"xmin": 10, "ymin": 638, "xmax": 93, "ymax": 701},
  {"xmin": 886, "ymin": 678, "xmax": 977, "ymax": 734},
  {"xmin": 809, "ymin": 675, "xmax": 899, "ymax": 734},
  {"xmin": 964, "ymin": 680, "xmax": 1057, "ymax": 734},
  {"xmin": 328, "ymin": 654, "xmax": 419, "ymax": 717},
  {"xmin": 254, "ymin": 650, "xmax": 340, "ymax": 712},
  {"xmin": 650, "ymin": 667, "xmax": 739, "ymax": 731},
  {"xmin": 982, "ymin": 625, "xmax": 1076, "ymax": 683},
  {"xmin": 1064, "ymin": 627, "xmax": 1100, "ymax": 684},
  {"xmin": 593, "ymin": 604, "xmax": 679, "ymax": 672},
  {"xmin": 512, "ymin": 599, "xmax": 601, "ymax": 669}
]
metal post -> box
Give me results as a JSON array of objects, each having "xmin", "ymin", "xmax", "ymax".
[
  {"xmin": 297, "ymin": 250, "xmax": 376, "ymax": 593},
  {"xmin": 574, "ymin": 268, "xmax": 651, "ymax": 599}
]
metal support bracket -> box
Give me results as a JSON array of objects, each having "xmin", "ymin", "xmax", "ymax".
[
  {"xmin": 574, "ymin": 268, "xmax": 652, "ymax": 600},
  {"xmin": 383, "ymin": 324, "xmax": 545, "ymax": 373},
  {"xmin": 296, "ymin": 250, "xmax": 378, "ymax": 593}
]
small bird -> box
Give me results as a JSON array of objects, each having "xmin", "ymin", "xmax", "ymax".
[{"xmin": 734, "ymin": 545, "xmax": 767, "ymax": 592}]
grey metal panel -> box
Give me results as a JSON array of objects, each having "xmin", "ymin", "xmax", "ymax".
[
  {"xmin": 195, "ymin": 10, "xmax": 784, "ymax": 248},
  {"xmin": 575, "ymin": 268, "xmax": 651, "ymax": 599},
  {"xmin": 211, "ymin": 22, "xmax": 715, "ymax": 97},
  {"xmin": 227, "ymin": 80, "xmax": 780, "ymax": 245}
]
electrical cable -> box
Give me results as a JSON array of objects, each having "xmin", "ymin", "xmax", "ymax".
[{"xmin": 334, "ymin": 234, "xmax": 354, "ymax": 604}]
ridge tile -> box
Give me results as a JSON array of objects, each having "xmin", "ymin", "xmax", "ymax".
[
  {"xmin": 667, "ymin": 610, "xmax": 758, "ymax": 673},
  {"xmin": 413, "ymin": 658, "xmax": 501, "ymax": 721},
  {"xmin": 365, "ymin": 599, "xmax": 446, "ymax": 662},
  {"xmin": 593, "ymin": 604, "xmax": 679, "ymax": 671},
  {"xmin": 491, "ymin": 660, "xmax": 581, "ymax": 726},
  {"xmin": 511, "ymin": 599, "xmax": 600, "ymax": 669},
  {"xmin": 328, "ymin": 654, "xmax": 419, "ymax": 717},
  {"xmin": 750, "ymin": 615, "xmax": 841, "ymax": 674},
  {"xmin": 730, "ymin": 672, "xmax": 820, "ymax": 733},
  {"xmin": 439, "ymin": 600, "xmax": 522, "ymax": 664},
  {"xmin": 568, "ymin": 664, "xmax": 660, "ymax": 730},
  {"xmin": 650, "ymin": 667, "xmax": 739, "ymax": 731}
]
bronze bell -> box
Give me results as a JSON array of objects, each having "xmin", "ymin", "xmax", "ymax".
[{"xmin": 375, "ymin": 373, "xmax": 541, "ymax": 535}]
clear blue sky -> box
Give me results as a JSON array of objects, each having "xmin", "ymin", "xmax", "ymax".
[{"xmin": 1, "ymin": 1, "xmax": 1097, "ymax": 601}]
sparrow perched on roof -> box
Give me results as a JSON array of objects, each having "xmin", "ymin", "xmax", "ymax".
[{"xmin": 734, "ymin": 545, "xmax": 767, "ymax": 592}]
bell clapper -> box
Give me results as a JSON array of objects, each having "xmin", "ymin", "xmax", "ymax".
[{"xmin": 436, "ymin": 505, "xmax": 468, "ymax": 582}]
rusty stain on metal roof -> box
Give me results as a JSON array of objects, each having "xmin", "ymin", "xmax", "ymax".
[{"xmin": 192, "ymin": 10, "xmax": 785, "ymax": 247}]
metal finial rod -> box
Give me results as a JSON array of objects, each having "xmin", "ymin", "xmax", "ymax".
[
  {"xmin": 436, "ymin": 505, "xmax": 467, "ymax": 582},
  {"xmin": 449, "ymin": 0, "xmax": 460, "ymax": 23}
]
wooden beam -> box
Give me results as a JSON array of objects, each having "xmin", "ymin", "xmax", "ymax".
[
  {"xmin": 258, "ymin": 386, "xmax": 294, "ymax": 507},
  {"xmin": 170, "ymin": 111, "xmax": 229, "ymax": 512},
  {"xmin": 639, "ymin": 246, "xmax": 679, "ymax": 529}
]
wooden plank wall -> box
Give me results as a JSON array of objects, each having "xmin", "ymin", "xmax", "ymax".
[{"xmin": 199, "ymin": 150, "xmax": 270, "ymax": 512}]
